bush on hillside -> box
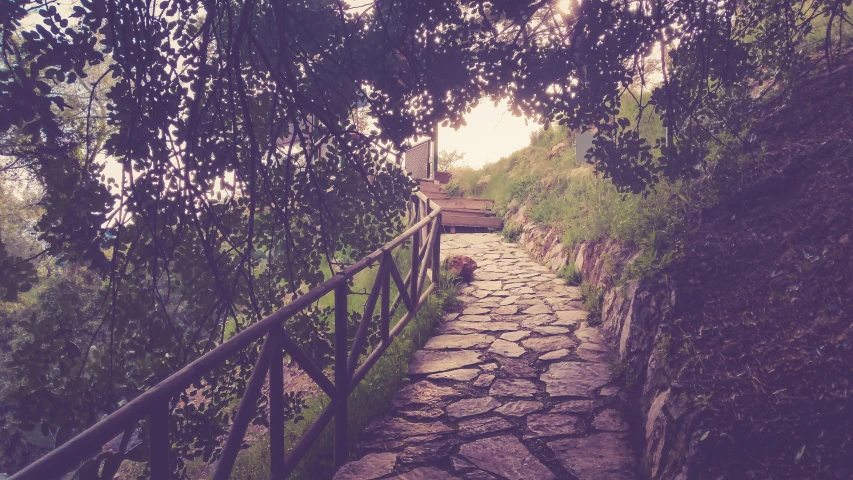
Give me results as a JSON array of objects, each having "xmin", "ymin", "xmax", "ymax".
[
  {"xmin": 501, "ymin": 220, "xmax": 522, "ymax": 243},
  {"xmin": 558, "ymin": 262, "xmax": 583, "ymax": 286}
]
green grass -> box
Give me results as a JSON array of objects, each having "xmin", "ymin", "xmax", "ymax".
[
  {"xmin": 447, "ymin": 92, "xmax": 693, "ymax": 283},
  {"xmin": 224, "ymin": 257, "xmax": 387, "ymax": 340},
  {"xmin": 229, "ymin": 262, "xmax": 458, "ymax": 480},
  {"xmin": 580, "ymin": 281, "xmax": 603, "ymax": 327},
  {"xmin": 557, "ymin": 262, "xmax": 583, "ymax": 286},
  {"xmin": 501, "ymin": 219, "xmax": 522, "ymax": 243}
]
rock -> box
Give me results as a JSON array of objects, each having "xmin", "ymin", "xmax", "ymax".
[
  {"xmin": 358, "ymin": 433, "xmax": 443, "ymax": 452},
  {"xmin": 451, "ymin": 456, "xmax": 477, "ymax": 472},
  {"xmin": 476, "ymin": 298, "xmax": 502, "ymax": 308},
  {"xmin": 399, "ymin": 437, "xmax": 457, "ymax": 464},
  {"xmin": 489, "ymin": 378, "xmax": 538, "ymax": 397},
  {"xmin": 493, "ymin": 305, "xmax": 519, "ymax": 315},
  {"xmin": 533, "ymin": 325, "xmax": 571, "ymax": 335},
  {"xmin": 474, "ymin": 271, "xmax": 502, "ymax": 280},
  {"xmin": 472, "ymin": 374, "xmax": 496, "ymax": 388},
  {"xmin": 539, "ymin": 349, "xmax": 570, "ymax": 361},
  {"xmin": 522, "ymin": 304, "xmax": 552, "ymax": 315},
  {"xmin": 553, "ymin": 310, "xmax": 588, "ymax": 325},
  {"xmin": 578, "ymin": 342, "xmax": 609, "ymax": 352},
  {"xmin": 444, "ymin": 312, "xmax": 461, "ymax": 322},
  {"xmin": 441, "ymin": 321, "xmax": 519, "ymax": 334},
  {"xmin": 472, "ymin": 290, "xmax": 491, "ymax": 299},
  {"xmin": 499, "ymin": 358, "xmax": 538, "ymax": 377},
  {"xmin": 429, "ymin": 368, "xmax": 481, "ymax": 382},
  {"xmin": 333, "ymin": 452, "xmax": 398, "ymax": 479},
  {"xmin": 551, "ymin": 399, "xmax": 599, "ymax": 413},
  {"xmin": 480, "ymin": 362, "xmax": 498, "ymax": 371},
  {"xmin": 500, "ymin": 296, "xmax": 519, "ymax": 305},
  {"xmin": 576, "ymin": 343, "xmax": 611, "ymax": 363},
  {"xmin": 458, "ymin": 435, "xmax": 555, "ymax": 480},
  {"xmin": 409, "ymin": 350, "xmax": 482, "ymax": 375},
  {"xmin": 541, "ymin": 362, "xmax": 610, "ymax": 397},
  {"xmin": 525, "ymin": 413, "xmax": 584, "ymax": 438},
  {"xmin": 575, "ymin": 327, "xmax": 606, "ymax": 344},
  {"xmin": 490, "ymin": 290, "xmax": 511, "ymax": 297},
  {"xmin": 519, "ymin": 314, "xmax": 554, "ymax": 328},
  {"xmin": 646, "ymin": 388, "xmax": 671, "ymax": 439},
  {"xmin": 549, "ymin": 141, "xmax": 567, "ymax": 157},
  {"xmin": 462, "ymin": 307, "xmax": 490, "ymax": 315},
  {"xmin": 548, "ymin": 434, "xmax": 637, "ymax": 480},
  {"xmin": 464, "ymin": 471, "xmax": 497, "ymax": 480},
  {"xmin": 392, "ymin": 382, "xmax": 463, "ymax": 409},
  {"xmin": 425, "ymin": 334, "xmax": 494, "ymax": 350},
  {"xmin": 458, "ymin": 416, "xmax": 514, "ymax": 438},
  {"xmin": 500, "ymin": 330, "xmax": 531, "ymax": 341},
  {"xmin": 521, "ymin": 335, "xmax": 577, "ymax": 353},
  {"xmin": 494, "ymin": 400, "xmax": 543, "ymax": 417},
  {"xmin": 444, "ymin": 255, "xmax": 478, "ymax": 282},
  {"xmin": 600, "ymin": 386, "xmax": 620, "ymax": 397},
  {"xmin": 552, "ymin": 285, "xmax": 582, "ymax": 299},
  {"xmin": 366, "ymin": 417, "xmax": 454, "ymax": 438},
  {"xmin": 399, "ymin": 407, "xmax": 444, "ymax": 421},
  {"xmin": 458, "ymin": 315, "xmax": 492, "ymax": 323},
  {"xmin": 446, "ymin": 397, "xmax": 501, "ymax": 419},
  {"xmin": 472, "ymin": 280, "xmax": 502, "ymax": 291},
  {"xmin": 389, "ymin": 467, "xmax": 459, "ymax": 480},
  {"xmin": 592, "ymin": 409, "xmax": 629, "ymax": 432},
  {"xmin": 488, "ymin": 339, "xmax": 526, "ymax": 358}
]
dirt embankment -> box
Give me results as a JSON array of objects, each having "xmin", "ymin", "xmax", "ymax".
[
  {"xmin": 507, "ymin": 55, "xmax": 853, "ymax": 480},
  {"xmin": 668, "ymin": 58, "xmax": 853, "ymax": 479}
]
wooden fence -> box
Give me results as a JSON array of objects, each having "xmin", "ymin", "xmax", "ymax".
[{"xmin": 12, "ymin": 192, "xmax": 442, "ymax": 480}]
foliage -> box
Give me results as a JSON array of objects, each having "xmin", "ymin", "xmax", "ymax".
[
  {"xmin": 501, "ymin": 220, "xmax": 522, "ymax": 243},
  {"xmin": 580, "ymin": 281, "xmax": 603, "ymax": 327},
  {"xmin": 557, "ymin": 262, "xmax": 583, "ymax": 286},
  {"xmin": 438, "ymin": 150, "xmax": 465, "ymax": 172},
  {"xmin": 443, "ymin": 182, "xmax": 461, "ymax": 198},
  {"xmin": 451, "ymin": 120, "xmax": 693, "ymax": 261}
]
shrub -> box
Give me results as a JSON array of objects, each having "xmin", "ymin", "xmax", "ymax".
[
  {"xmin": 501, "ymin": 220, "xmax": 522, "ymax": 243},
  {"xmin": 558, "ymin": 262, "xmax": 583, "ymax": 286},
  {"xmin": 443, "ymin": 182, "xmax": 461, "ymax": 198},
  {"xmin": 580, "ymin": 281, "xmax": 603, "ymax": 326}
]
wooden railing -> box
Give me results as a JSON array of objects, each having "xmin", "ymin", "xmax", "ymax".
[{"xmin": 12, "ymin": 192, "xmax": 442, "ymax": 480}]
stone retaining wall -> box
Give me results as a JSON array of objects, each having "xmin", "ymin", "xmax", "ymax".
[{"xmin": 506, "ymin": 208, "xmax": 695, "ymax": 480}]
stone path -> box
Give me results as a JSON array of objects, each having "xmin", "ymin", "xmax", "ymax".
[{"xmin": 334, "ymin": 234, "xmax": 639, "ymax": 480}]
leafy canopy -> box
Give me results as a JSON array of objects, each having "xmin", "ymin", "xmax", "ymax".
[{"xmin": 1, "ymin": 0, "xmax": 850, "ymax": 475}]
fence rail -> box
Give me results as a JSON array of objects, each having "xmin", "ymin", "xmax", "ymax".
[{"xmin": 12, "ymin": 192, "xmax": 443, "ymax": 480}]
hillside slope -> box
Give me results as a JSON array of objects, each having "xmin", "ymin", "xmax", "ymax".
[{"xmin": 669, "ymin": 57, "xmax": 853, "ymax": 479}]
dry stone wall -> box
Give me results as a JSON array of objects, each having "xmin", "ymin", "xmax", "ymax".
[{"xmin": 505, "ymin": 208, "xmax": 697, "ymax": 480}]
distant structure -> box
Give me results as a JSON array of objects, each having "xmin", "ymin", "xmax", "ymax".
[
  {"xmin": 575, "ymin": 132, "xmax": 595, "ymax": 163},
  {"xmin": 404, "ymin": 139, "xmax": 432, "ymax": 180}
]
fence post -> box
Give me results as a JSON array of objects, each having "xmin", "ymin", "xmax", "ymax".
[
  {"xmin": 334, "ymin": 283, "xmax": 349, "ymax": 468},
  {"xmin": 381, "ymin": 254, "xmax": 390, "ymax": 344},
  {"xmin": 410, "ymin": 197, "xmax": 420, "ymax": 303},
  {"xmin": 150, "ymin": 400, "xmax": 169, "ymax": 479},
  {"xmin": 432, "ymin": 211, "xmax": 441, "ymax": 288},
  {"xmin": 269, "ymin": 327, "xmax": 284, "ymax": 478}
]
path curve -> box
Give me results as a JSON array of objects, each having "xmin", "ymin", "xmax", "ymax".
[{"xmin": 334, "ymin": 234, "xmax": 639, "ymax": 480}]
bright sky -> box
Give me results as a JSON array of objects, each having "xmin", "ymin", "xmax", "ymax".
[{"xmin": 438, "ymin": 99, "xmax": 541, "ymax": 169}]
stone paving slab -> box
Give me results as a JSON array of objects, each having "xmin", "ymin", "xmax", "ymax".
[{"xmin": 338, "ymin": 233, "xmax": 639, "ymax": 479}]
